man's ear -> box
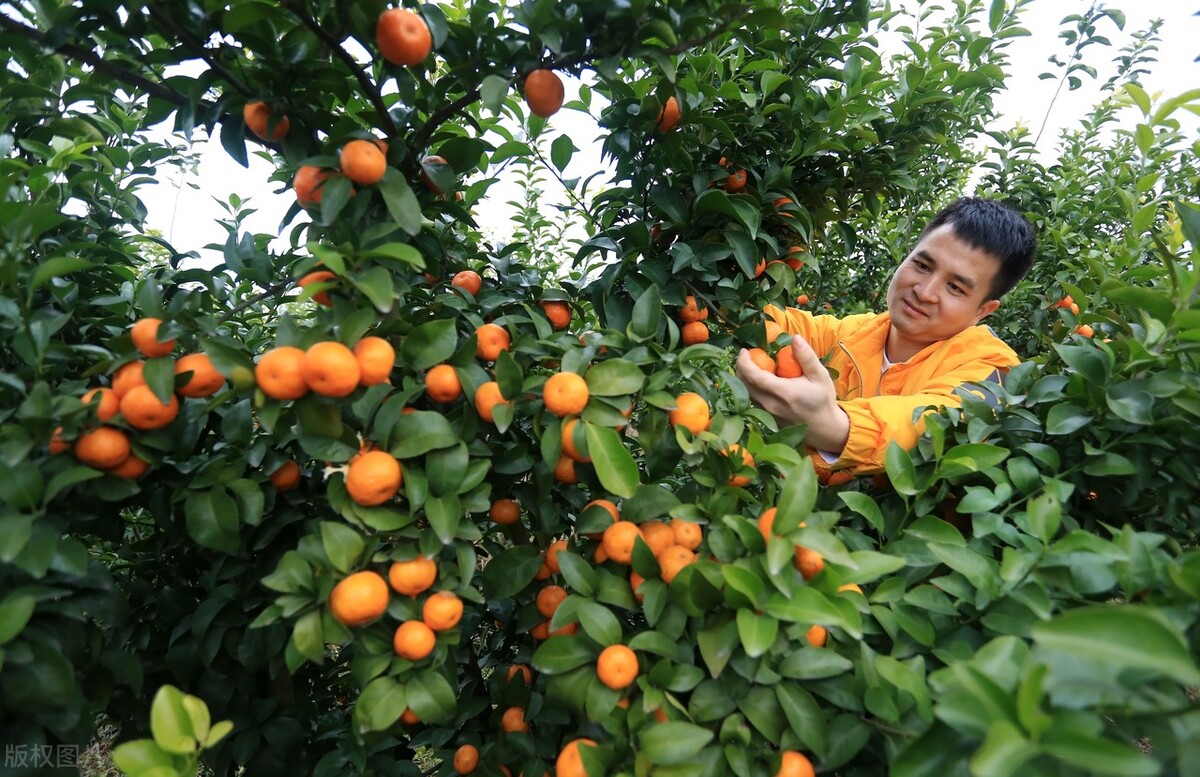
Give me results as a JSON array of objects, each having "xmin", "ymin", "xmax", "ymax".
[{"xmin": 976, "ymin": 299, "xmax": 1001, "ymax": 322}]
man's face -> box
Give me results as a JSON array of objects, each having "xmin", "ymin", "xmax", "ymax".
[{"xmin": 885, "ymin": 223, "xmax": 1002, "ymax": 352}]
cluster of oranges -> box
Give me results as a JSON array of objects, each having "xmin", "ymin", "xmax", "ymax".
[
  {"xmin": 255, "ymin": 336, "xmax": 395, "ymax": 401},
  {"xmin": 678, "ymin": 294, "xmax": 710, "ymax": 345},
  {"xmin": 1056, "ymin": 294, "xmax": 1095, "ymax": 338},
  {"xmin": 51, "ymin": 318, "xmax": 226, "ymax": 478}
]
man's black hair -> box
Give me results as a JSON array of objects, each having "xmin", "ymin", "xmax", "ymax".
[{"xmin": 921, "ymin": 196, "xmax": 1037, "ymax": 300}]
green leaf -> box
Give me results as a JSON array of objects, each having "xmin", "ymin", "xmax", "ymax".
[
  {"xmin": 988, "ymin": 0, "xmax": 1006, "ymax": 32},
  {"xmin": 885, "ymin": 443, "xmax": 918, "ymax": 495},
  {"xmin": 480, "ymin": 75, "xmax": 511, "ymax": 113},
  {"xmin": 320, "ymin": 522, "xmax": 364, "ymax": 573},
  {"xmin": 205, "ymin": 720, "xmax": 233, "ymax": 749},
  {"xmin": 773, "ymin": 461, "xmax": 817, "ymax": 533},
  {"xmin": 639, "ymin": 722, "xmax": 714, "ymax": 765},
  {"xmin": 844, "ymin": 551, "xmax": 907, "ymax": 583},
  {"xmin": 389, "ymin": 411, "xmax": 459, "ymax": 457},
  {"xmin": 1041, "ymin": 731, "xmax": 1160, "ymax": 776},
  {"xmin": 150, "ymin": 685, "xmax": 197, "ymax": 754},
  {"xmin": 0, "ymin": 462, "xmax": 44, "ymax": 510},
  {"xmin": 556, "ymin": 551, "xmax": 596, "ymax": 597},
  {"xmin": 1045, "ymin": 403, "xmax": 1092, "ymax": 435},
  {"xmin": 1032, "ymin": 605, "xmax": 1200, "ymax": 685},
  {"xmin": 0, "ymin": 593, "xmax": 36, "ymax": 646},
  {"xmin": 576, "ymin": 599, "xmax": 622, "ymax": 645},
  {"xmin": 349, "ymin": 266, "xmax": 396, "ymax": 313},
  {"xmin": 531, "ymin": 634, "xmax": 597, "ymax": 674},
  {"xmin": 292, "ymin": 608, "xmax": 325, "ymax": 664},
  {"xmin": 839, "ymin": 491, "xmax": 884, "ymax": 533},
  {"xmin": 970, "ymin": 719, "xmax": 1039, "ymax": 777},
  {"xmin": 42, "ymin": 466, "xmax": 103, "ymax": 504},
  {"xmin": 697, "ymin": 617, "xmax": 738, "ymax": 677},
  {"xmin": 550, "ymin": 134, "xmax": 576, "ymax": 172},
  {"xmin": 112, "ymin": 740, "xmax": 177, "ymax": 775},
  {"xmin": 736, "ymin": 610, "xmax": 777, "ymax": 658},
  {"xmin": 629, "ymin": 284, "xmax": 662, "ymax": 341},
  {"xmin": 378, "ymin": 170, "xmax": 423, "ymax": 235},
  {"xmin": 777, "ymin": 647, "xmax": 853, "ymax": 680},
  {"xmin": 1053, "ymin": 343, "xmax": 1110, "ymax": 385},
  {"xmin": 400, "ymin": 319, "xmax": 457, "ymax": 371},
  {"xmin": 937, "ymin": 444, "xmax": 1009, "ymax": 478},
  {"xmin": 776, "ymin": 683, "xmax": 828, "ymax": 757},
  {"xmin": 585, "ymin": 359, "xmax": 645, "ymax": 396},
  {"xmin": 30, "ymin": 256, "xmax": 91, "ymax": 292},
  {"xmin": 425, "ymin": 494, "xmax": 462, "ymax": 544},
  {"xmin": 480, "ymin": 545, "xmax": 542, "ymax": 599},
  {"xmin": 180, "ymin": 694, "xmax": 211, "ymax": 746},
  {"xmin": 184, "ymin": 488, "xmax": 239, "ymax": 553},
  {"xmin": 407, "ymin": 669, "xmax": 456, "ymax": 723},
  {"xmin": 586, "ymin": 424, "xmax": 639, "ymax": 498},
  {"xmin": 426, "ymin": 442, "xmax": 468, "ymax": 497},
  {"xmin": 928, "ymin": 544, "xmax": 997, "ymax": 591},
  {"xmin": 1025, "ymin": 493, "xmax": 1060, "ymax": 543}
]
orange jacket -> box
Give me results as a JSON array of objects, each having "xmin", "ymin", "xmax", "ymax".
[{"xmin": 763, "ymin": 305, "xmax": 1019, "ymax": 475}]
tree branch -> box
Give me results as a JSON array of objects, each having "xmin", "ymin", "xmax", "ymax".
[
  {"xmin": 145, "ymin": 5, "xmax": 254, "ymax": 99},
  {"xmin": 216, "ymin": 278, "xmax": 293, "ymax": 325}
]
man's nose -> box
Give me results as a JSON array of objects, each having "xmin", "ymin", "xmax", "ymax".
[{"xmin": 913, "ymin": 278, "xmax": 936, "ymax": 301}]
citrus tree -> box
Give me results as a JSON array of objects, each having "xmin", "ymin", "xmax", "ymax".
[{"xmin": 2, "ymin": 1, "xmax": 1199, "ymax": 776}]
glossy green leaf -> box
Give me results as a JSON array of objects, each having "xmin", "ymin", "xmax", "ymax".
[
  {"xmin": 639, "ymin": 721, "xmax": 714, "ymax": 765},
  {"xmin": 586, "ymin": 424, "xmax": 639, "ymax": 498}
]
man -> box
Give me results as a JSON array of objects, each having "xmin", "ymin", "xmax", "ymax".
[{"xmin": 736, "ymin": 197, "xmax": 1037, "ymax": 475}]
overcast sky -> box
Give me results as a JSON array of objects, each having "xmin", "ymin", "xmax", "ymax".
[{"xmin": 141, "ymin": 1, "xmax": 1200, "ymax": 264}]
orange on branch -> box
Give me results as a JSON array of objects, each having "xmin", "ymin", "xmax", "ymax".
[
  {"xmin": 303, "ymin": 341, "xmax": 361, "ymax": 397},
  {"xmin": 680, "ymin": 321, "xmax": 709, "ymax": 345},
  {"xmin": 489, "ymin": 498, "xmax": 521, "ymax": 525},
  {"xmin": 452, "ymin": 744, "xmax": 479, "ymax": 775},
  {"xmin": 474, "ymin": 381, "xmax": 509, "ymax": 423},
  {"xmin": 656, "ymin": 96, "xmax": 681, "ymax": 131},
  {"xmin": 561, "ymin": 417, "xmax": 590, "ymax": 463},
  {"xmin": 389, "ymin": 557, "xmax": 437, "ymax": 596},
  {"xmin": 657, "ymin": 545, "xmax": 696, "ymax": 584},
  {"xmin": 340, "ymin": 139, "xmax": 387, "ymax": 186},
  {"xmin": 109, "ymin": 453, "xmax": 149, "ymax": 480},
  {"xmin": 296, "ymin": 270, "xmax": 336, "ymax": 306},
  {"xmin": 545, "ymin": 538, "xmax": 567, "ymax": 574},
  {"xmin": 130, "ymin": 317, "xmax": 175, "ymax": 358},
  {"xmin": 422, "ymin": 591, "xmax": 464, "ymax": 631},
  {"xmin": 539, "ymin": 300, "xmax": 571, "ymax": 330},
  {"xmin": 804, "ymin": 624, "xmax": 827, "ymax": 648},
  {"xmin": 524, "ymin": 68, "xmax": 565, "ymax": 118},
  {"xmin": 536, "ymin": 585, "xmax": 567, "ymax": 618},
  {"xmin": 75, "ymin": 427, "xmax": 131, "ymax": 470},
  {"xmin": 269, "ymin": 460, "xmax": 301, "ymax": 491},
  {"xmin": 393, "ymin": 620, "xmax": 436, "ymax": 661},
  {"xmin": 506, "ymin": 665, "xmax": 532, "ymax": 685},
  {"xmin": 119, "ymin": 385, "xmax": 179, "ymax": 430},
  {"xmin": 354, "ymin": 336, "xmax": 395, "ymax": 386},
  {"xmin": 757, "ymin": 507, "xmax": 777, "ymax": 544},
  {"xmin": 329, "ymin": 570, "xmax": 389, "ymax": 627},
  {"xmin": 556, "ymin": 738, "xmax": 597, "ymax": 777},
  {"xmin": 795, "ymin": 546, "xmax": 824, "ymax": 580},
  {"xmin": 723, "ymin": 444, "xmax": 755, "ymax": 486},
  {"xmin": 500, "ymin": 707, "xmax": 529, "ymax": 733},
  {"xmin": 420, "ymin": 154, "xmax": 449, "ymax": 193},
  {"xmin": 679, "ymin": 295, "xmax": 709, "ymax": 323},
  {"xmin": 553, "ymin": 455, "xmax": 577, "ymax": 484},
  {"xmin": 602, "ymin": 521, "xmax": 640, "ymax": 565},
  {"xmin": 543, "ymin": 372, "xmax": 588, "ymax": 417},
  {"xmin": 345, "ymin": 450, "xmax": 402, "ymax": 506},
  {"xmin": 425, "ymin": 364, "xmax": 463, "ymax": 403},
  {"xmin": 670, "ymin": 519, "xmax": 703, "ymax": 550},
  {"xmin": 451, "ymin": 269, "xmax": 482, "ymax": 296},
  {"xmin": 776, "ymin": 751, "xmax": 816, "ymax": 777},
  {"xmin": 475, "ymin": 323, "xmax": 511, "ymax": 361},
  {"xmin": 81, "ymin": 387, "xmax": 119, "ymax": 423},
  {"xmin": 175, "ymin": 353, "xmax": 225, "ymax": 397},
  {"xmin": 256, "ymin": 346, "xmax": 309, "ymax": 400},
  {"xmin": 376, "ymin": 7, "xmax": 432, "ymax": 66},
  {"xmin": 668, "ymin": 392, "xmax": 710, "ymax": 435},
  {"xmin": 639, "ymin": 521, "xmax": 674, "ymax": 557},
  {"xmin": 242, "ymin": 101, "xmax": 290, "ymax": 141},
  {"xmin": 747, "ymin": 347, "xmax": 776, "ymax": 374},
  {"xmin": 293, "ymin": 165, "xmax": 333, "ymax": 207},
  {"xmin": 597, "ymin": 644, "xmax": 638, "ymax": 690}
]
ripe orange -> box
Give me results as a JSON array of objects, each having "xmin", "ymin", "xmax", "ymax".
[
  {"xmin": 585, "ymin": 499, "xmax": 620, "ymax": 523},
  {"xmin": 639, "ymin": 521, "xmax": 674, "ymax": 557},
  {"xmin": 451, "ymin": 270, "xmax": 482, "ymax": 296},
  {"xmin": 539, "ymin": 300, "xmax": 571, "ymax": 330},
  {"xmin": 1056, "ymin": 295, "xmax": 1074, "ymax": 309},
  {"xmin": 354, "ymin": 336, "xmax": 395, "ymax": 386},
  {"xmin": 679, "ymin": 295, "xmax": 709, "ymax": 323},
  {"xmin": 553, "ymin": 455, "xmax": 577, "ymax": 484},
  {"xmin": 130, "ymin": 317, "xmax": 176, "ymax": 358},
  {"xmin": 656, "ymin": 96, "xmax": 680, "ymax": 131},
  {"xmin": 329, "ymin": 570, "xmax": 389, "ymax": 627},
  {"xmin": 49, "ymin": 427, "xmax": 70, "ymax": 455},
  {"xmin": 340, "ymin": 139, "xmax": 387, "ymax": 186},
  {"xmin": 530, "ymin": 620, "xmax": 551, "ymax": 640},
  {"xmin": 500, "ymin": 706, "xmax": 529, "ymax": 733},
  {"xmin": 119, "ymin": 385, "xmax": 179, "ymax": 430},
  {"xmin": 81, "ymin": 387, "xmax": 120, "ymax": 422},
  {"xmin": 561, "ymin": 417, "xmax": 590, "ymax": 463},
  {"xmin": 630, "ymin": 571, "xmax": 647, "ymax": 601},
  {"xmin": 346, "ymin": 450, "xmax": 403, "ymax": 506},
  {"xmin": 602, "ymin": 520, "xmax": 640, "ymax": 565},
  {"xmin": 757, "ymin": 507, "xmax": 777, "ymax": 544},
  {"xmin": 556, "ymin": 738, "xmax": 597, "ymax": 777},
  {"xmin": 489, "ymin": 498, "xmax": 521, "ymax": 525},
  {"xmin": 795, "ymin": 293, "xmax": 810, "ymax": 306},
  {"xmin": 452, "ymin": 744, "xmax": 479, "ymax": 775},
  {"xmin": 302, "ymin": 342, "xmax": 361, "ymax": 397},
  {"xmin": 657, "ymin": 545, "xmax": 696, "ymax": 584},
  {"xmin": 536, "ymin": 585, "xmax": 567, "ymax": 618},
  {"xmin": 776, "ymin": 346, "xmax": 804, "ymax": 378},
  {"xmin": 175, "ymin": 353, "xmax": 225, "ymax": 397},
  {"xmin": 795, "ymin": 546, "xmax": 824, "ymax": 580},
  {"xmin": 545, "ymin": 538, "xmax": 567, "ymax": 574},
  {"xmin": 475, "ymin": 323, "xmax": 511, "ymax": 361},
  {"xmin": 774, "ymin": 197, "xmax": 796, "ymax": 218},
  {"xmin": 723, "ymin": 444, "xmax": 755, "ymax": 486},
  {"xmin": 747, "ymin": 347, "xmax": 776, "ymax": 374},
  {"xmin": 669, "ymin": 392, "xmax": 710, "ymax": 435},
  {"xmin": 506, "ymin": 665, "xmax": 532, "ymax": 685},
  {"xmin": 389, "ymin": 557, "xmax": 437, "ymax": 596},
  {"xmin": 474, "ymin": 381, "xmax": 509, "ymax": 423},
  {"xmin": 256, "ymin": 346, "xmax": 309, "ymax": 400},
  {"xmin": 543, "ymin": 372, "xmax": 588, "ymax": 417},
  {"xmin": 524, "ymin": 68, "xmax": 565, "ymax": 118},
  {"xmin": 425, "ymin": 364, "xmax": 463, "ymax": 403},
  {"xmin": 669, "ymin": 519, "xmax": 703, "ymax": 551},
  {"xmin": 1074, "ymin": 324, "xmax": 1094, "ymax": 338},
  {"xmin": 270, "ymin": 460, "xmax": 301, "ymax": 491},
  {"xmin": 680, "ymin": 321, "xmax": 709, "ymax": 345},
  {"xmin": 293, "ymin": 165, "xmax": 333, "ymax": 207},
  {"xmin": 400, "ymin": 708, "xmax": 421, "ymax": 725},
  {"xmin": 242, "ymin": 101, "xmax": 290, "ymax": 141},
  {"xmin": 75, "ymin": 427, "xmax": 131, "ymax": 470},
  {"xmin": 393, "ymin": 620, "xmax": 436, "ymax": 660},
  {"xmin": 376, "ymin": 8, "xmax": 432, "ymax": 66},
  {"xmin": 420, "ymin": 154, "xmax": 448, "ymax": 194},
  {"xmin": 297, "ymin": 270, "xmax": 336, "ymax": 306},
  {"xmin": 422, "ymin": 591, "xmax": 464, "ymax": 631},
  {"xmin": 804, "ymin": 624, "xmax": 827, "ymax": 648},
  {"xmin": 597, "ymin": 644, "xmax": 638, "ymax": 690},
  {"xmin": 1069, "ymin": 302, "xmax": 1080, "ymax": 315},
  {"xmin": 109, "ymin": 453, "xmax": 149, "ymax": 479},
  {"xmin": 776, "ymin": 751, "xmax": 816, "ymax": 777},
  {"xmin": 724, "ymin": 167, "xmax": 747, "ymax": 192}
]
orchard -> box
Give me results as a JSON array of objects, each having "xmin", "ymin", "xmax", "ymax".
[{"xmin": 1, "ymin": 1, "xmax": 1199, "ymax": 776}]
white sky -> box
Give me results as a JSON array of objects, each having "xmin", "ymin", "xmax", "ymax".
[{"xmin": 142, "ymin": 1, "xmax": 1200, "ymax": 263}]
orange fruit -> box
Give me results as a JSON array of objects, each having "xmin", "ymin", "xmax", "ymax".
[
  {"xmin": 804, "ymin": 624, "xmax": 827, "ymax": 648},
  {"xmin": 1074, "ymin": 324, "xmax": 1094, "ymax": 338},
  {"xmin": 345, "ymin": 449, "xmax": 402, "ymax": 506},
  {"xmin": 425, "ymin": 364, "xmax": 463, "ymax": 403},
  {"xmin": 556, "ymin": 738, "xmax": 597, "ymax": 777},
  {"xmin": 48, "ymin": 427, "xmax": 69, "ymax": 455},
  {"xmin": 545, "ymin": 538, "xmax": 568, "ymax": 574},
  {"xmin": 451, "ymin": 270, "xmax": 482, "ymax": 296},
  {"xmin": 130, "ymin": 317, "xmax": 175, "ymax": 358},
  {"xmin": 530, "ymin": 620, "xmax": 551, "ymax": 640},
  {"xmin": 1069, "ymin": 302, "xmax": 1080, "ymax": 315},
  {"xmin": 539, "ymin": 300, "xmax": 571, "ymax": 330},
  {"xmin": 679, "ymin": 295, "xmax": 709, "ymax": 323},
  {"xmin": 420, "ymin": 154, "xmax": 449, "ymax": 194},
  {"xmin": 785, "ymin": 246, "xmax": 806, "ymax": 270},
  {"xmin": 489, "ymin": 498, "xmax": 521, "ymax": 525},
  {"xmin": 109, "ymin": 453, "xmax": 149, "ymax": 479},
  {"xmin": 656, "ymin": 96, "xmax": 680, "ymax": 131},
  {"xmin": 340, "ymin": 139, "xmax": 387, "ymax": 186},
  {"xmin": 119, "ymin": 385, "xmax": 179, "ymax": 430},
  {"xmin": 795, "ymin": 293, "xmax": 810, "ymax": 306},
  {"xmin": 776, "ymin": 346, "xmax": 803, "ymax": 378},
  {"xmin": 630, "ymin": 571, "xmax": 647, "ymax": 601},
  {"xmin": 270, "ymin": 460, "xmax": 301, "ymax": 491},
  {"xmin": 500, "ymin": 706, "xmax": 529, "ymax": 733},
  {"xmin": 81, "ymin": 387, "xmax": 120, "ymax": 422},
  {"xmin": 475, "ymin": 323, "xmax": 511, "ymax": 361},
  {"xmin": 524, "ymin": 68, "xmax": 565, "ymax": 118},
  {"xmin": 393, "ymin": 620, "xmax": 436, "ymax": 660},
  {"xmin": 757, "ymin": 507, "xmax": 777, "ymax": 544},
  {"xmin": 724, "ymin": 167, "xmax": 747, "ymax": 192},
  {"xmin": 474, "ymin": 381, "xmax": 509, "ymax": 423},
  {"xmin": 543, "ymin": 372, "xmax": 588, "ymax": 417},
  {"xmin": 389, "ymin": 557, "xmax": 437, "ymax": 596},
  {"xmin": 602, "ymin": 521, "xmax": 640, "ymax": 565},
  {"xmin": 639, "ymin": 521, "xmax": 674, "ymax": 557},
  {"xmin": 657, "ymin": 545, "xmax": 696, "ymax": 584},
  {"xmin": 506, "ymin": 664, "xmax": 532, "ymax": 685},
  {"xmin": 75, "ymin": 427, "xmax": 131, "ymax": 470},
  {"xmin": 175, "ymin": 353, "xmax": 225, "ymax": 397},
  {"xmin": 293, "ymin": 165, "xmax": 333, "ymax": 207},
  {"xmin": 1057, "ymin": 295, "xmax": 1074, "ymax": 309},
  {"xmin": 256, "ymin": 347, "xmax": 309, "ymax": 400},
  {"xmin": 297, "ymin": 270, "xmax": 336, "ymax": 306},
  {"xmin": 774, "ymin": 197, "xmax": 796, "ymax": 218},
  {"xmin": 422, "ymin": 591, "xmax": 464, "ymax": 631},
  {"xmin": 561, "ymin": 417, "xmax": 590, "ymax": 463},
  {"xmin": 536, "ymin": 585, "xmax": 567, "ymax": 618},
  {"xmin": 795, "ymin": 546, "xmax": 824, "ymax": 580},
  {"xmin": 776, "ymin": 751, "xmax": 816, "ymax": 777},
  {"xmin": 723, "ymin": 444, "xmax": 755, "ymax": 486},
  {"xmin": 329, "ymin": 570, "xmax": 389, "ymax": 627},
  {"xmin": 680, "ymin": 321, "xmax": 709, "ymax": 345},
  {"xmin": 453, "ymin": 744, "xmax": 479, "ymax": 775},
  {"xmin": 669, "ymin": 519, "xmax": 703, "ymax": 551},
  {"xmin": 585, "ymin": 499, "xmax": 620, "ymax": 523},
  {"xmin": 596, "ymin": 644, "xmax": 638, "ymax": 690},
  {"xmin": 400, "ymin": 708, "xmax": 421, "ymax": 725},
  {"xmin": 376, "ymin": 7, "xmax": 432, "ymax": 66},
  {"xmin": 302, "ymin": 341, "xmax": 361, "ymax": 397},
  {"xmin": 747, "ymin": 347, "xmax": 776, "ymax": 374},
  {"xmin": 669, "ymin": 392, "xmax": 710, "ymax": 435},
  {"xmin": 354, "ymin": 336, "xmax": 395, "ymax": 386},
  {"xmin": 826, "ymin": 471, "xmax": 855, "ymax": 487},
  {"xmin": 553, "ymin": 455, "xmax": 577, "ymax": 484},
  {"xmin": 242, "ymin": 101, "xmax": 290, "ymax": 141}
]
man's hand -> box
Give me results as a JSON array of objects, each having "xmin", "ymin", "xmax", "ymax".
[{"xmin": 735, "ymin": 336, "xmax": 851, "ymax": 454}]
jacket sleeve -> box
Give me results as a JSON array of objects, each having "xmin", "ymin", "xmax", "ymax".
[
  {"xmin": 763, "ymin": 304, "xmax": 844, "ymax": 355},
  {"xmin": 817, "ymin": 358, "xmax": 1013, "ymax": 475}
]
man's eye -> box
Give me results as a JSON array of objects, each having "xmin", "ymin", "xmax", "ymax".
[{"xmin": 949, "ymin": 284, "xmax": 964, "ymax": 295}]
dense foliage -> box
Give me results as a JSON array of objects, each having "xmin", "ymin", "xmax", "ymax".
[{"xmin": 1, "ymin": 1, "xmax": 1198, "ymax": 776}]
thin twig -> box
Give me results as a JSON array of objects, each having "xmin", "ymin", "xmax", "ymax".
[
  {"xmin": 216, "ymin": 278, "xmax": 293, "ymax": 325},
  {"xmin": 146, "ymin": 6, "xmax": 254, "ymax": 99}
]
